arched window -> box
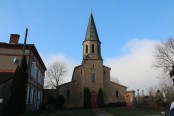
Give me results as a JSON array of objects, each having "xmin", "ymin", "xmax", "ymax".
[
  {"xmin": 67, "ymin": 90, "xmax": 70, "ymax": 97},
  {"xmin": 86, "ymin": 45, "xmax": 88, "ymax": 53},
  {"xmin": 92, "ymin": 44, "xmax": 94, "ymax": 53},
  {"xmin": 91, "ymin": 73, "xmax": 96, "ymax": 82},
  {"xmin": 116, "ymin": 90, "xmax": 119, "ymax": 97},
  {"xmin": 98, "ymin": 45, "xmax": 100, "ymax": 54}
]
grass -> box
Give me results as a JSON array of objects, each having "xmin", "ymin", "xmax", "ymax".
[
  {"xmin": 23, "ymin": 107, "xmax": 162, "ymax": 116},
  {"xmin": 102, "ymin": 107, "xmax": 162, "ymax": 116},
  {"xmin": 23, "ymin": 109, "xmax": 96, "ymax": 116}
]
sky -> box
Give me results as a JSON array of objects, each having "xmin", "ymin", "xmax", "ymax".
[{"xmin": 1, "ymin": 0, "xmax": 174, "ymax": 94}]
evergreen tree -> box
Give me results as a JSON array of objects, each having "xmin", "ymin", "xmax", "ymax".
[
  {"xmin": 7, "ymin": 55, "xmax": 28, "ymax": 115},
  {"xmin": 83, "ymin": 87, "xmax": 90, "ymax": 108},
  {"xmin": 154, "ymin": 89, "xmax": 164, "ymax": 108},
  {"xmin": 97, "ymin": 88, "xmax": 104, "ymax": 107}
]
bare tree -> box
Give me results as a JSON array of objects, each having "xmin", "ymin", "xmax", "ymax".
[
  {"xmin": 111, "ymin": 76, "xmax": 119, "ymax": 84},
  {"xmin": 158, "ymin": 74, "xmax": 174, "ymax": 104},
  {"xmin": 153, "ymin": 38, "xmax": 174, "ymax": 73},
  {"xmin": 45, "ymin": 61, "xmax": 67, "ymax": 91},
  {"xmin": 153, "ymin": 38, "xmax": 174, "ymax": 107}
]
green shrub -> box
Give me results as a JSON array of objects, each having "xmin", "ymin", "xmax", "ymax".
[{"xmin": 97, "ymin": 88, "xmax": 104, "ymax": 107}]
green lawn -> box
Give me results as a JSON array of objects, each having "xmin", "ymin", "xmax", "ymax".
[
  {"xmin": 23, "ymin": 109, "xmax": 96, "ymax": 116},
  {"xmin": 102, "ymin": 107, "xmax": 162, "ymax": 116},
  {"xmin": 23, "ymin": 107, "xmax": 162, "ymax": 116}
]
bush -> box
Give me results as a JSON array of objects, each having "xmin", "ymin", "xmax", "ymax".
[
  {"xmin": 57, "ymin": 95, "xmax": 65, "ymax": 109},
  {"xmin": 83, "ymin": 87, "xmax": 90, "ymax": 108},
  {"xmin": 97, "ymin": 88, "xmax": 104, "ymax": 107},
  {"xmin": 6, "ymin": 55, "xmax": 28, "ymax": 115},
  {"xmin": 43, "ymin": 95, "xmax": 65, "ymax": 110}
]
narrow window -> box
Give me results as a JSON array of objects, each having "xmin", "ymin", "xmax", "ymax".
[
  {"xmin": 92, "ymin": 44, "xmax": 94, "ymax": 53},
  {"xmin": 116, "ymin": 90, "xmax": 119, "ymax": 97},
  {"xmin": 39, "ymin": 70, "xmax": 41, "ymax": 84},
  {"xmin": 91, "ymin": 73, "xmax": 96, "ymax": 82},
  {"xmin": 40, "ymin": 91, "xmax": 43, "ymax": 104},
  {"xmin": 33, "ymin": 89, "xmax": 35, "ymax": 104},
  {"xmin": 34, "ymin": 89, "xmax": 38, "ymax": 105},
  {"xmin": 67, "ymin": 90, "xmax": 70, "ymax": 97},
  {"xmin": 26, "ymin": 86, "xmax": 30, "ymax": 104},
  {"xmin": 31, "ymin": 62, "xmax": 36, "ymax": 79},
  {"xmin": 37, "ymin": 70, "xmax": 39, "ymax": 83},
  {"xmin": 30, "ymin": 87, "xmax": 33, "ymax": 104},
  {"xmin": 86, "ymin": 45, "xmax": 88, "ymax": 53},
  {"xmin": 98, "ymin": 45, "xmax": 100, "ymax": 54},
  {"xmin": 40, "ymin": 73, "xmax": 43, "ymax": 85}
]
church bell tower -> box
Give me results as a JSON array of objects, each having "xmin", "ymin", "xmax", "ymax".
[{"xmin": 82, "ymin": 12, "xmax": 102, "ymax": 62}]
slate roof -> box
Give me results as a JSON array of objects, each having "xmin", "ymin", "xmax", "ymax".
[
  {"xmin": 84, "ymin": 12, "xmax": 100, "ymax": 42},
  {"xmin": 0, "ymin": 43, "xmax": 46, "ymax": 71}
]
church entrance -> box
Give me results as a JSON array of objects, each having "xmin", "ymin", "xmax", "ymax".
[{"xmin": 90, "ymin": 91, "xmax": 97, "ymax": 108}]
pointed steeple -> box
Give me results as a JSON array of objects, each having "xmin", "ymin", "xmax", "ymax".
[
  {"xmin": 84, "ymin": 12, "xmax": 100, "ymax": 42},
  {"xmin": 82, "ymin": 12, "xmax": 102, "ymax": 62}
]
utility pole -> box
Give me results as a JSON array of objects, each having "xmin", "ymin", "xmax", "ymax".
[{"xmin": 22, "ymin": 28, "xmax": 28, "ymax": 55}]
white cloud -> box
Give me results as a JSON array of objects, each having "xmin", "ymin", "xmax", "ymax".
[
  {"xmin": 105, "ymin": 39, "xmax": 161, "ymax": 94},
  {"xmin": 42, "ymin": 39, "xmax": 162, "ymax": 95},
  {"xmin": 42, "ymin": 53, "xmax": 80, "ymax": 84}
]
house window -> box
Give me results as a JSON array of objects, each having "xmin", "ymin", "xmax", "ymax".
[
  {"xmin": 40, "ymin": 73, "xmax": 43, "ymax": 85},
  {"xmin": 38, "ymin": 70, "xmax": 42, "ymax": 85},
  {"xmin": 31, "ymin": 62, "xmax": 36, "ymax": 79},
  {"xmin": 40, "ymin": 71, "xmax": 42, "ymax": 85},
  {"xmin": 40, "ymin": 91, "xmax": 43, "ymax": 105},
  {"xmin": 86, "ymin": 45, "xmax": 88, "ymax": 53},
  {"xmin": 37, "ymin": 91, "xmax": 40, "ymax": 102},
  {"xmin": 116, "ymin": 90, "xmax": 119, "ymax": 97},
  {"xmin": 33, "ymin": 89, "xmax": 35, "ymax": 104},
  {"xmin": 67, "ymin": 90, "xmax": 70, "ymax": 97},
  {"xmin": 37, "ymin": 70, "xmax": 40, "ymax": 84},
  {"xmin": 30, "ymin": 87, "xmax": 34, "ymax": 104},
  {"xmin": 91, "ymin": 73, "xmax": 96, "ymax": 82},
  {"xmin": 34, "ymin": 89, "xmax": 38, "ymax": 105},
  {"xmin": 26, "ymin": 86, "xmax": 30, "ymax": 104},
  {"xmin": 92, "ymin": 44, "xmax": 94, "ymax": 53}
]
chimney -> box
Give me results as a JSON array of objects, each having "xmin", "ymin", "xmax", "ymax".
[{"xmin": 9, "ymin": 34, "xmax": 20, "ymax": 44}]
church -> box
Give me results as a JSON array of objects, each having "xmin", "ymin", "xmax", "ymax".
[{"xmin": 58, "ymin": 12, "xmax": 134, "ymax": 108}]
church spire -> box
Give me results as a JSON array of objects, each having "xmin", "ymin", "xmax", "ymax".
[
  {"xmin": 84, "ymin": 12, "xmax": 100, "ymax": 42},
  {"xmin": 82, "ymin": 12, "xmax": 102, "ymax": 62}
]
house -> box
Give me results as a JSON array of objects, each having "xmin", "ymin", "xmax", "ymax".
[
  {"xmin": 125, "ymin": 91, "xmax": 135, "ymax": 107},
  {"xmin": 55, "ymin": 12, "xmax": 134, "ymax": 108},
  {"xmin": 0, "ymin": 34, "xmax": 46, "ymax": 114}
]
